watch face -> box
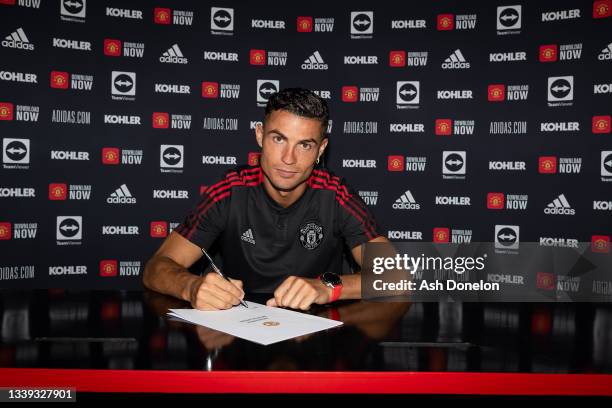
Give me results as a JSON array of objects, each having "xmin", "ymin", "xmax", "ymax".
[{"xmin": 321, "ymin": 272, "xmax": 342, "ymax": 286}]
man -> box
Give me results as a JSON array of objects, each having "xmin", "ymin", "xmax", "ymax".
[{"xmin": 144, "ymin": 88, "xmax": 387, "ymax": 311}]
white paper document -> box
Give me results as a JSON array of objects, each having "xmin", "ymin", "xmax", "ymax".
[{"xmin": 167, "ymin": 301, "xmax": 343, "ymax": 345}]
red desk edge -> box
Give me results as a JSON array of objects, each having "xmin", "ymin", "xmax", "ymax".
[{"xmin": 1, "ymin": 369, "xmax": 611, "ymax": 395}]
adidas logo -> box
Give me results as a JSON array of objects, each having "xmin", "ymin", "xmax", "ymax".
[
  {"xmin": 598, "ymin": 43, "xmax": 612, "ymax": 61},
  {"xmin": 107, "ymin": 184, "xmax": 136, "ymax": 204},
  {"xmin": 392, "ymin": 190, "xmax": 420, "ymax": 210},
  {"xmin": 241, "ymin": 228, "xmax": 256, "ymax": 245},
  {"xmin": 301, "ymin": 51, "xmax": 328, "ymax": 70},
  {"xmin": 544, "ymin": 194, "xmax": 575, "ymax": 215},
  {"xmin": 442, "ymin": 49, "xmax": 470, "ymax": 69},
  {"xmin": 2, "ymin": 28, "xmax": 34, "ymax": 50},
  {"xmin": 163, "ymin": 44, "xmax": 184, "ymax": 57},
  {"xmin": 160, "ymin": 44, "xmax": 188, "ymax": 64}
]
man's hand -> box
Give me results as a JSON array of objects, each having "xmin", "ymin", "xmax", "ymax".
[
  {"xmin": 188, "ymin": 273, "xmax": 245, "ymax": 311},
  {"xmin": 266, "ymin": 276, "xmax": 332, "ymax": 310}
]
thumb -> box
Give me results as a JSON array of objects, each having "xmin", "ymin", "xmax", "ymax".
[{"xmin": 266, "ymin": 298, "xmax": 278, "ymax": 307}]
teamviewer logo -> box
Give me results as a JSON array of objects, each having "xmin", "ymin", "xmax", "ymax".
[
  {"xmin": 548, "ymin": 76, "xmax": 573, "ymax": 102},
  {"xmin": 257, "ymin": 80, "xmax": 279, "ymax": 104},
  {"xmin": 497, "ymin": 5, "xmax": 521, "ymax": 30},
  {"xmin": 601, "ymin": 151, "xmax": 612, "ymax": 177},
  {"xmin": 160, "ymin": 145, "xmax": 183, "ymax": 168},
  {"xmin": 442, "ymin": 151, "xmax": 466, "ymax": 174},
  {"xmin": 495, "ymin": 225, "xmax": 519, "ymax": 250},
  {"xmin": 396, "ymin": 81, "xmax": 419, "ymax": 105},
  {"xmin": 56, "ymin": 216, "xmax": 82, "ymax": 241},
  {"xmin": 111, "ymin": 71, "xmax": 136, "ymax": 96},
  {"xmin": 350, "ymin": 11, "xmax": 373, "ymax": 35},
  {"xmin": 211, "ymin": 7, "xmax": 234, "ymax": 32},
  {"xmin": 3, "ymin": 138, "xmax": 29, "ymax": 164},
  {"xmin": 60, "ymin": 0, "xmax": 86, "ymax": 18}
]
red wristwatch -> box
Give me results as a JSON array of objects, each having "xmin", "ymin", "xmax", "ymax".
[{"xmin": 319, "ymin": 272, "xmax": 343, "ymax": 302}]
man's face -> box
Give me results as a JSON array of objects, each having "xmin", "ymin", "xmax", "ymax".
[{"xmin": 256, "ymin": 109, "xmax": 328, "ymax": 192}]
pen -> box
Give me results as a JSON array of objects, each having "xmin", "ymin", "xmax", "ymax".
[{"xmin": 200, "ymin": 247, "xmax": 249, "ymax": 308}]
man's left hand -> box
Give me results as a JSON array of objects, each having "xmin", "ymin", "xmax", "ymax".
[{"xmin": 266, "ymin": 276, "xmax": 332, "ymax": 310}]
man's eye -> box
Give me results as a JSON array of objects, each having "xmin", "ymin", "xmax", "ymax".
[
  {"xmin": 301, "ymin": 143, "xmax": 312, "ymax": 150},
  {"xmin": 273, "ymin": 136, "xmax": 283, "ymax": 143}
]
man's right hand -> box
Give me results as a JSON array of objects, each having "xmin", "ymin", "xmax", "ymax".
[{"xmin": 188, "ymin": 273, "xmax": 245, "ymax": 311}]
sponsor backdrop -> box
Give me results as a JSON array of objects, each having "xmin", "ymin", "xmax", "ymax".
[{"xmin": 0, "ymin": 0, "xmax": 611, "ymax": 290}]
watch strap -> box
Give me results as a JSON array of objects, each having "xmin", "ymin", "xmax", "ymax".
[{"xmin": 329, "ymin": 284, "xmax": 342, "ymax": 302}]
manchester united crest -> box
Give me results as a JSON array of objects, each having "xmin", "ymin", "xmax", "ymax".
[{"xmin": 299, "ymin": 222, "xmax": 323, "ymax": 250}]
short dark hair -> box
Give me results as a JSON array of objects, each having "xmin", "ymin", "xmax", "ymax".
[{"xmin": 264, "ymin": 88, "xmax": 329, "ymax": 137}]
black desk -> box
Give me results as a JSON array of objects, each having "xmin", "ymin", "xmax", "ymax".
[{"xmin": 0, "ymin": 290, "xmax": 611, "ymax": 396}]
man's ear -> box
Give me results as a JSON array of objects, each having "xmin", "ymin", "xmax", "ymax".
[
  {"xmin": 255, "ymin": 123, "xmax": 264, "ymax": 148},
  {"xmin": 318, "ymin": 137, "xmax": 329, "ymax": 159}
]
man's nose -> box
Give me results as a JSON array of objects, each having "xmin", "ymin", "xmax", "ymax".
[{"xmin": 281, "ymin": 146, "xmax": 297, "ymax": 165}]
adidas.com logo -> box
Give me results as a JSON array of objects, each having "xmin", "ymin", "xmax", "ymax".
[
  {"xmin": 160, "ymin": 44, "xmax": 188, "ymax": 64},
  {"xmin": 598, "ymin": 43, "xmax": 612, "ymax": 61},
  {"xmin": 301, "ymin": 51, "xmax": 328, "ymax": 70},
  {"xmin": 2, "ymin": 28, "xmax": 34, "ymax": 50},
  {"xmin": 442, "ymin": 49, "xmax": 470, "ymax": 69},
  {"xmin": 107, "ymin": 184, "xmax": 136, "ymax": 204},
  {"xmin": 544, "ymin": 194, "xmax": 575, "ymax": 215},
  {"xmin": 241, "ymin": 228, "xmax": 256, "ymax": 244},
  {"xmin": 392, "ymin": 190, "xmax": 420, "ymax": 210}
]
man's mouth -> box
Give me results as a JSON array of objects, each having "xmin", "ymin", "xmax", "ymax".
[{"xmin": 275, "ymin": 168, "xmax": 299, "ymax": 178}]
